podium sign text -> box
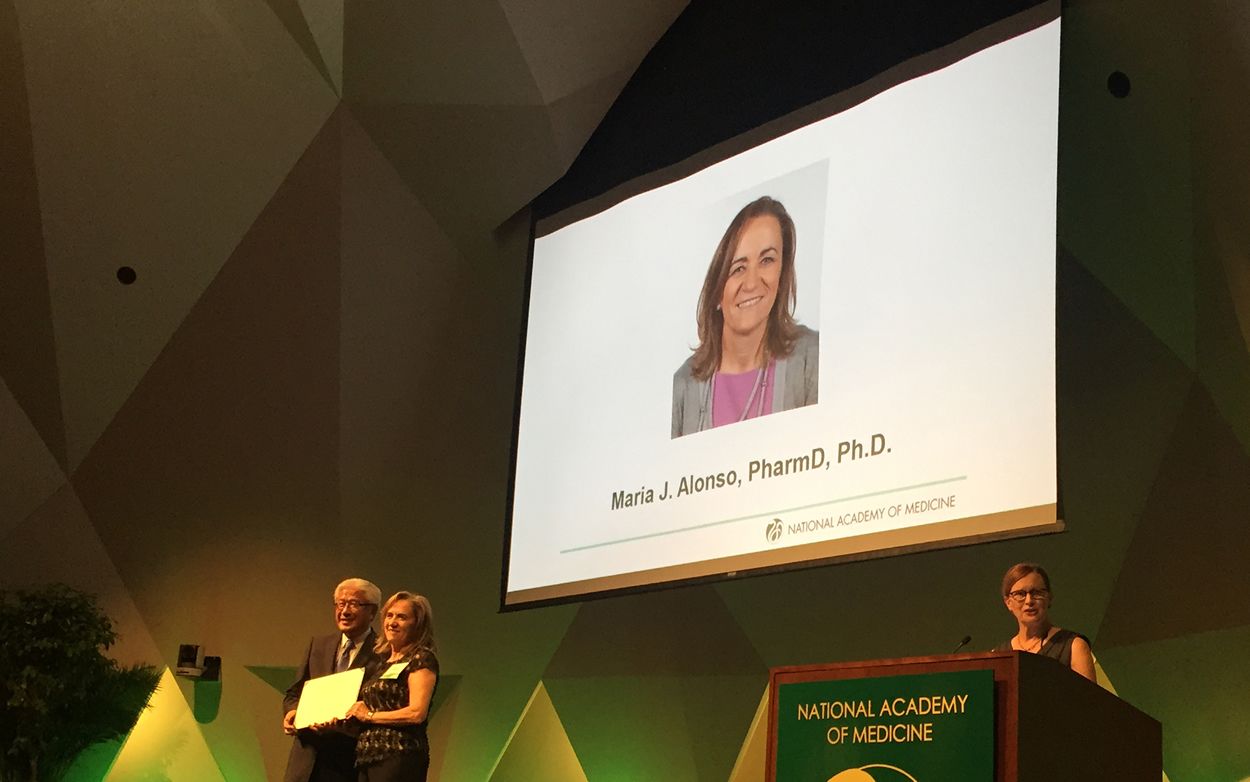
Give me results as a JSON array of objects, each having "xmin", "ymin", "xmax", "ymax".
[{"xmin": 774, "ymin": 669, "xmax": 994, "ymax": 781}]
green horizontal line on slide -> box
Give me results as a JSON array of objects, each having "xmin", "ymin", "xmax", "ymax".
[{"xmin": 560, "ymin": 475, "xmax": 967, "ymax": 554}]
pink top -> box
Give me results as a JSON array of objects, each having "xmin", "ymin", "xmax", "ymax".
[{"xmin": 711, "ymin": 361, "xmax": 776, "ymax": 428}]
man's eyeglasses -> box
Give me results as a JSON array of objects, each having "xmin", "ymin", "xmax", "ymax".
[
  {"xmin": 333, "ymin": 600, "xmax": 375, "ymax": 610},
  {"xmin": 1006, "ymin": 589, "xmax": 1049, "ymax": 603}
]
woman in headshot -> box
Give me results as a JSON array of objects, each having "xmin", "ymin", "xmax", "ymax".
[
  {"xmin": 994, "ymin": 563, "xmax": 1096, "ymax": 682},
  {"xmin": 345, "ymin": 592, "xmax": 439, "ymax": 782},
  {"xmin": 671, "ymin": 196, "xmax": 819, "ymax": 438}
]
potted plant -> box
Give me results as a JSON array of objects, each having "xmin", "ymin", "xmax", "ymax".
[{"xmin": 0, "ymin": 584, "xmax": 160, "ymax": 782}]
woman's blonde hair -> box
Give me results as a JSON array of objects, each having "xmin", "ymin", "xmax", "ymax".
[{"xmin": 373, "ymin": 591, "xmax": 437, "ymax": 659}]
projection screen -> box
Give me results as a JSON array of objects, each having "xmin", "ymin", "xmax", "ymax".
[{"xmin": 504, "ymin": 9, "xmax": 1062, "ymax": 608}]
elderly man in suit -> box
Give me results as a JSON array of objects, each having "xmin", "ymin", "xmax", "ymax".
[{"xmin": 283, "ymin": 578, "xmax": 383, "ymax": 782}]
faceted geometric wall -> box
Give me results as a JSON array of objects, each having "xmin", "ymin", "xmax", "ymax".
[{"xmin": 2, "ymin": 1, "xmax": 1248, "ymax": 781}]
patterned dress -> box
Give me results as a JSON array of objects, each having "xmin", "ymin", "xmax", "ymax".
[{"xmin": 355, "ymin": 650, "xmax": 440, "ymax": 771}]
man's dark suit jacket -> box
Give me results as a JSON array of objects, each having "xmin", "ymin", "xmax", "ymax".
[{"xmin": 282, "ymin": 630, "xmax": 380, "ymax": 782}]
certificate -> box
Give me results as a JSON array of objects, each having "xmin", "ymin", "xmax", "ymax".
[{"xmin": 293, "ymin": 668, "xmax": 365, "ymax": 730}]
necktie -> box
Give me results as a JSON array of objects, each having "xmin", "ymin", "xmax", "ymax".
[{"xmin": 336, "ymin": 640, "xmax": 355, "ymax": 673}]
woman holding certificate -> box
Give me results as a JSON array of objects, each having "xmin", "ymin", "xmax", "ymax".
[{"xmin": 344, "ymin": 591, "xmax": 439, "ymax": 782}]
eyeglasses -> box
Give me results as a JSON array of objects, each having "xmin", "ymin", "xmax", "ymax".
[
  {"xmin": 333, "ymin": 600, "xmax": 375, "ymax": 610},
  {"xmin": 1006, "ymin": 589, "xmax": 1049, "ymax": 603}
]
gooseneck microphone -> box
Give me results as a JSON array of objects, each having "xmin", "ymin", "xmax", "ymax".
[{"xmin": 952, "ymin": 635, "xmax": 973, "ymax": 654}]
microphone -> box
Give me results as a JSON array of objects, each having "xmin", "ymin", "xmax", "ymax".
[{"xmin": 952, "ymin": 635, "xmax": 972, "ymax": 654}]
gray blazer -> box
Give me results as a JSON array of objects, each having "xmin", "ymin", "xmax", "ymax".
[{"xmin": 671, "ymin": 325, "xmax": 819, "ymax": 438}]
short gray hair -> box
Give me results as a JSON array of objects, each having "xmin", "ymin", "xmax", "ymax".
[{"xmin": 334, "ymin": 578, "xmax": 382, "ymax": 607}]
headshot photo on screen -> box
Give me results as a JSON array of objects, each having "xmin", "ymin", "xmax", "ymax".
[{"xmin": 671, "ymin": 165, "xmax": 825, "ymax": 439}]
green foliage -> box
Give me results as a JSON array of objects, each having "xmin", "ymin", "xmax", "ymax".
[{"xmin": 0, "ymin": 585, "xmax": 160, "ymax": 782}]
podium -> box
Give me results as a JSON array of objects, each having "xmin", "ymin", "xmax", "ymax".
[{"xmin": 767, "ymin": 650, "xmax": 1160, "ymax": 781}]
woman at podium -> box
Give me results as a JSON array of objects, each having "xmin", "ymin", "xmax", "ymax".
[{"xmin": 994, "ymin": 563, "xmax": 1096, "ymax": 682}]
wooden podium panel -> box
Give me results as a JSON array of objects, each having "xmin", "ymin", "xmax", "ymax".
[{"xmin": 767, "ymin": 651, "xmax": 1160, "ymax": 782}]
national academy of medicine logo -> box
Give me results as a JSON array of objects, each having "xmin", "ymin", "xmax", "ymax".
[
  {"xmin": 765, "ymin": 518, "xmax": 783, "ymax": 542},
  {"xmin": 828, "ymin": 765, "xmax": 918, "ymax": 782}
]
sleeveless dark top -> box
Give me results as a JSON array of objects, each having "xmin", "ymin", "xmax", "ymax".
[
  {"xmin": 993, "ymin": 628, "xmax": 1089, "ymax": 668},
  {"xmin": 355, "ymin": 650, "xmax": 439, "ymax": 767}
]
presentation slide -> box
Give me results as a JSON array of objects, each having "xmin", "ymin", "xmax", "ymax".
[{"xmin": 505, "ymin": 17, "xmax": 1061, "ymax": 607}]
